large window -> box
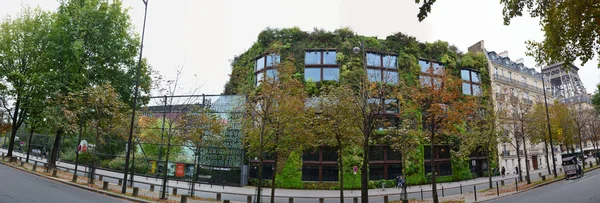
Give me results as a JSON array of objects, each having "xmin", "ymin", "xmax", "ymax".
[
  {"xmin": 419, "ymin": 60, "xmax": 444, "ymax": 88},
  {"xmin": 369, "ymin": 146, "xmax": 403, "ymax": 180},
  {"xmin": 424, "ymin": 146, "xmax": 452, "ymax": 176},
  {"xmin": 255, "ymin": 54, "xmax": 280, "ymax": 86},
  {"xmin": 302, "ymin": 148, "xmax": 338, "ymax": 181},
  {"xmin": 461, "ymin": 69, "xmax": 481, "ymax": 96},
  {"xmin": 366, "ymin": 52, "xmax": 398, "ymax": 84},
  {"xmin": 304, "ymin": 51, "xmax": 339, "ymax": 82}
]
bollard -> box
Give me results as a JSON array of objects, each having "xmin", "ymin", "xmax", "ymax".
[
  {"xmin": 442, "ymin": 185, "xmax": 444, "ymax": 197},
  {"xmin": 32, "ymin": 163, "xmax": 37, "ymax": 172},
  {"xmin": 319, "ymin": 198, "xmax": 324, "ymax": 203},
  {"xmin": 224, "ymin": 200, "xmax": 230, "ymax": 203},
  {"xmin": 180, "ymin": 195, "xmax": 188, "ymax": 203},
  {"xmin": 21, "ymin": 162, "xmax": 24, "ymax": 167},
  {"xmin": 132, "ymin": 187, "xmax": 139, "ymax": 197},
  {"xmin": 173, "ymin": 188, "xmax": 177, "ymax": 196},
  {"xmin": 216, "ymin": 193, "xmax": 221, "ymax": 201},
  {"xmin": 501, "ymin": 180, "xmax": 505, "ymax": 186},
  {"xmin": 247, "ymin": 196, "xmax": 252, "ymax": 203},
  {"xmin": 150, "ymin": 185, "xmax": 155, "ymax": 192},
  {"xmin": 353, "ymin": 197, "xmax": 358, "ymax": 203},
  {"xmin": 496, "ymin": 182, "xmax": 499, "ymax": 196},
  {"xmin": 474, "ymin": 185, "xmax": 477, "ymax": 202},
  {"xmin": 118, "ymin": 179, "xmax": 122, "ymax": 186},
  {"xmin": 289, "ymin": 197, "xmax": 293, "ymax": 203},
  {"xmin": 538, "ymin": 172, "xmax": 542, "ymax": 178},
  {"xmin": 590, "ymin": 161, "xmax": 593, "ymax": 167},
  {"xmin": 460, "ymin": 184, "xmax": 462, "ymax": 194},
  {"xmin": 52, "ymin": 169, "xmax": 57, "ymax": 177},
  {"xmin": 72, "ymin": 174, "xmax": 78, "ymax": 183},
  {"xmin": 384, "ymin": 195, "xmax": 389, "ymax": 203},
  {"xmin": 542, "ymin": 175, "xmax": 546, "ymax": 181},
  {"xmin": 98, "ymin": 175, "xmax": 103, "ymax": 181},
  {"xmin": 102, "ymin": 181, "xmax": 109, "ymax": 190},
  {"xmin": 515, "ymin": 178, "xmax": 518, "ymax": 191},
  {"xmin": 420, "ymin": 188, "xmax": 423, "ymax": 200}
]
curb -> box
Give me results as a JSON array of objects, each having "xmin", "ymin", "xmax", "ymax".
[
  {"xmin": 480, "ymin": 166, "xmax": 600, "ymax": 202},
  {"xmin": 0, "ymin": 160, "xmax": 155, "ymax": 203}
]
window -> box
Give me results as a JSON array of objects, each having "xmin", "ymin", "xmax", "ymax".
[
  {"xmin": 383, "ymin": 55, "xmax": 398, "ymax": 68},
  {"xmin": 461, "ymin": 69, "xmax": 481, "ymax": 96},
  {"xmin": 367, "ymin": 53, "xmax": 381, "ymax": 67},
  {"xmin": 255, "ymin": 54, "xmax": 280, "ymax": 86},
  {"xmin": 384, "ymin": 71, "xmax": 398, "ymax": 84},
  {"xmin": 367, "ymin": 69, "xmax": 381, "ymax": 82},
  {"xmin": 304, "ymin": 51, "xmax": 339, "ymax": 82},
  {"xmin": 385, "ymin": 99, "xmax": 399, "ymax": 114},
  {"xmin": 494, "ymin": 67, "xmax": 498, "ymax": 76},
  {"xmin": 424, "ymin": 146, "xmax": 452, "ymax": 176},
  {"xmin": 420, "ymin": 60, "xmax": 444, "ymax": 89},
  {"xmin": 366, "ymin": 52, "xmax": 398, "ymax": 84},
  {"xmin": 368, "ymin": 146, "xmax": 403, "ymax": 180},
  {"xmin": 302, "ymin": 147, "xmax": 338, "ymax": 181},
  {"xmin": 508, "ymin": 72, "xmax": 512, "ymax": 81}
]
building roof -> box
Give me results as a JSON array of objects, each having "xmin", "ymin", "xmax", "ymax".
[{"xmin": 486, "ymin": 51, "xmax": 542, "ymax": 79}]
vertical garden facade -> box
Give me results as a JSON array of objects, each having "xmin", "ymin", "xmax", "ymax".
[{"xmin": 225, "ymin": 28, "xmax": 492, "ymax": 188}]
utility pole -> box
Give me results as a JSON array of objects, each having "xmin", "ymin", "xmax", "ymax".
[{"xmin": 541, "ymin": 70, "xmax": 558, "ymax": 177}]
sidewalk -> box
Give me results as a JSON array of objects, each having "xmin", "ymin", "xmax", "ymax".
[{"xmin": 0, "ymin": 148, "xmax": 561, "ymax": 199}]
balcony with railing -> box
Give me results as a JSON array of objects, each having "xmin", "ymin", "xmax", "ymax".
[
  {"xmin": 501, "ymin": 151, "xmax": 511, "ymax": 156},
  {"xmin": 559, "ymin": 95, "xmax": 591, "ymax": 104},
  {"xmin": 493, "ymin": 74, "xmax": 544, "ymax": 93}
]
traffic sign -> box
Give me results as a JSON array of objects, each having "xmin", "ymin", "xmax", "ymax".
[{"xmin": 353, "ymin": 166, "xmax": 358, "ymax": 175}]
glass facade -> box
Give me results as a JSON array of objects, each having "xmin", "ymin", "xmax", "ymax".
[
  {"xmin": 255, "ymin": 54, "xmax": 280, "ymax": 86},
  {"xmin": 461, "ymin": 69, "xmax": 481, "ymax": 96},
  {"xmin": 304, "ymin": 51, "xmax": 339, "ymax": 82},
  {"xmin": 366, "ymin": 52, "xmax": 398, "ymax": 84}
]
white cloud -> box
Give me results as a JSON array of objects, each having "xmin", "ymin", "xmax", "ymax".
[{"xmin": 2, "ymin": 0, "xmax": 599, "ymax": 94}]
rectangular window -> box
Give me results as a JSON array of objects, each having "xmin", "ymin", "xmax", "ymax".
[
  {"xmin": 266, "ymin": 69, "xmax": 278, "ymax": 80},
  {"xmin": 301, "ymin": 165, "xmax": 319, "ymax": 181},
  {"xmin": 367, "ymin": 53, "xmax": 381, "ymax": 67},
  {"xmin": 461, "ymin": 70, "xmax": 470, "ymax": 80},
  {"xmin": 473, "ymin": 84, "xmax": 481, "ymax": 96},
  {"xmin": 388, "ymin": 164, "xmax": 403, "ymax": 177},
  {"xmin": 419, "ymin": 60, "xmax": 430, "ymax": 73},
  {"xmin": 323, "ymin": 68, "xmax": 339, "ymax": 81},
  {"xmin": 369, "ymin": 165, "xmax": 385, "ymax": 180},
  {"xmin": 321, "ymin": 166, "xmax": 339, "ymax": 181},
  {"xmin": 266, "ymin": 54, "xmax": 280, "ymax": 67},
  {"xmin": 385, "ymin": 99, "xmax": 399, "ymax": 114},
  {"xmin": 369, "ymin": 147, "xmax": 385, "ymax": 160},
  {"xmin": 256, "ymin": 73, "xmax": 264, "ymax": 86},
  {"xmin": 420, "ymin": 75, "xmax": 431, "ymax": 86},
  {"xmin": 462, "ymin": 82, "xmax": 471, "ymax": 95},
  {"xmin": 305, "ymin": 51, "xmax": 321, "ymax": 64},
  {"xmin": 256, "ymin": 57, "xmax": 265, "ymax": 71},
  {"xmin": 304, "ymin": 68, "xmax": 321, "ymax": 82},
  {"xmin": 384, "ymin": 71, "xmax": 398, "ymax": 84},
  {"xmin": 471, "ymin": 71, "xmax": 480, "ymax": 83},
  {"xmin": 322, "ymin": 149, "xmax": 338, "ymax": 162},
  {"xmin": 302, "ymin": 150, "xmax": 319, "ymax": 161},
  {"xmin": 367, "ymin": 69, "xmax": 381, "ymax": 82},
  {"xmin": 383, "ymin": 55, "xmax": 397, "ymax": 68},
  {"xmin": 387, "ymin": 149, "xmax": 402, "ymax": 161},
  {"xmin": 323, "ymin": 51, "xmax": 337, "ymax": 64}
]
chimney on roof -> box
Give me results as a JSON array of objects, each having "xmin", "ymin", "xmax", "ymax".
[
  {"xmin": 499, "ymin": 51, "xmax": 508, "ymax": 58},
  {"xmin": 516, "ymin": 58, "xmax": 524, "ymax": 64}
]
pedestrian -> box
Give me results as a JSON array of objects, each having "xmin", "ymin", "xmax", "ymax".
[
  {"xmin": 515, "ymin": 166, "xmax": 519, "ymax": 174},
  {"xmin": 501, "ymin": 166, "xmax": 506, "ymax": 177},
  {"xmin": 396, "ymin": 175, "xmax": 402, "ymax": 189}
]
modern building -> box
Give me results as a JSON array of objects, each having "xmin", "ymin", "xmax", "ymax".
[
  {"xmin": 469, "ymin": 41, "xmax": 561, "ymax": 175},
  {"xmin": 226, "ymin": 28, "xmax": 492, "ymax": 186}
]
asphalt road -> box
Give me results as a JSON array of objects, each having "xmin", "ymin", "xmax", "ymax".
[
  {"xmin": 0, "ymin": 164, "xmax": 129, "ymax": 203},
  {"xmin": 488, "ymin": 168, "xmax": 600, "ymax": 203}
]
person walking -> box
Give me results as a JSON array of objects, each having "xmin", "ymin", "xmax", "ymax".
[
  {"xmin": 396, "ymin": 175, "xmax": 404, "ymax": 189},
  {"xmin": 501, "ymin": 166, "xmax": 506, "ymax": 177}
]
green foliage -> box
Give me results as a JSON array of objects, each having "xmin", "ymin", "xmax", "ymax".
[
  {"xmin": 107, "ymin": 156, "xmax": 149, "ymax": 174},
  {"xmin": 275, "ymin": 151, "xmax": 303, "ymax": 188},
  {"xmin": 450, "ymin": 151, "xmax": 473, "ymax": 181},
  {"xmin": 405, "ymin": 145, "xmax": 426, "ymax": 185}
]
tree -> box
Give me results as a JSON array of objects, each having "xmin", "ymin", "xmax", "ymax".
[
  {"xmin": 0, "ymin": 6, "xmax": 52, "ymax": 160},
  {"xmin": 404, "ymin": 63, "xmax": 477, "ymax": 203},
  {"xmin": 529, "ymin": 103, "xmax": 558, "ymax": 175},
  {"xmin": 503, "ymin": 95, "xmax": 535, "ymax": 184},
  {"xmin": 565, "ymin": 102, "xmax": 591, "ymax": 168},
  {"xmin": 313, "ymin": 85, "xmax": 363, "ymax": 203},
  {"xmin": 416, "ymin": 0, "xmax": 600, "ymax": 69},
  {"xmin": 242, "ymin": 55, "xmax": 311, "ymax": 203},
  {"xmin": 593, "ymin": 85, "xmax": 600, "ymax": 112},
  {"xmin": 386, "ymin": 122, "xmax": 419, "ymax": 201},
  {"xmin": 585, "ymin": 109, "xmax": 600, "ymax": 163},
  {"xmin": 43, "ymin": 0, "xmax": 151, "ymax": 169}
]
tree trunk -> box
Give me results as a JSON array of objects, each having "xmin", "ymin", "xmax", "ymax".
[
  {"xmin": 48, "ymin": 129, "xmax": 63, "ymax": 169},
  {"xmin": 26, "ymin": 127, "xmax": 34, "ymax": 163},
  {"xmin": 270, "ymin": 151, "xmax": 278, "ymax": 203},
  {"xmin": 516, "ymin": 140, "xmax": 523, "ymax": 182},
  {"xmin": 430, "ymin": 121, "xmax": 438, "ymax": 203},
  {"xmin": 577, "ymin": 129, "xmax": 585, "ymax": 169},
  {"xmin": 360, "ymin": 128, "xmax": 369, "ymax": 203},
  {"xmin": 6, "ymin": 98, "xmax": 21, "ymax": 159},
  {"xmin": 486, "ymin": 146, "xmax": 492, "ymax": 189},
  {"xmin": 402, "ymin": 157, "xmax": 407, "ymax": 201},
  {"xmin": 544, "ymin": 139, "xmax": 551, "ymax": 175},
  {"xmin": 522, "ymin": 135, "xmax": 531, "ymax": 184},
  {"xmin": 337, "ymin": 138, "xmax": 345, "ymax": 203}
]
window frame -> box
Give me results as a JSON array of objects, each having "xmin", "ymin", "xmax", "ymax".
[
  {"xmin": 369, "ymin": 146, "xmax": 403, "ymax": 180},
  {"xmin": 419, "ymin": 59, "xmax": 445, "ymax": 88},
  {"xmin": 302, "ymin": 147, "xmax": 339, "ymax": 182},
  {"xmin": 255, "ymin": 53, "xmax": 281, "ymax": 86},
  {"xmin": 367, "ymin": 52, "xmax": 399, "ymax": 84},
  {"xmin": 304, "ymin": 50, "xmax": 339, "ymax": 82},
  {"xmin": 461, "ymin": 68, "xmax": 481, "ymax": 96}
]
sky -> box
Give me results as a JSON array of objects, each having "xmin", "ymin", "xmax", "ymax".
[{"xmin": 2, "ymin": 0, "xmax": 599, "ymax": 95}]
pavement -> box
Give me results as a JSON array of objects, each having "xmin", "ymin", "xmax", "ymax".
[
  {"xmin": 0, "ymin": 163, "xmax": 129, "ymax": 203},
  {"xmin": 487, "ymin": 166, "xmax": 600, "ymax": 203},
  {"xmin": 2, "ymin": 148, "xmax": 594, "ymax": 203}
]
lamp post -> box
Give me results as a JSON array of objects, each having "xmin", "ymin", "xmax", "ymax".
[
  {"xmin": 541, "ymin": 70, "xmax": 557, "ymax": 177},
  {"xmin": 122, "ymin": 0, "xmax": 149, "ymax": 194}
]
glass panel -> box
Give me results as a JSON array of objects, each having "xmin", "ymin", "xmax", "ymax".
[
  {"xmin": 256, "ymin": 73, "xmax": 263, "ymax": 86},
  {"xmin": 433, "ymin": 78, "xmax": 442, "ymax": 89},
  {"xmin": 438, "ymin": 146, "xmax": 450, "ymax": 159},
  {"xmin": 384, "ymin": 71, "xmax": 398, "ymax": 84},
  {"xmin": 367, "ymin": 53, "xmax": 381, "ymax": 67},
  {"xmin": 322, "ymin": 166, "xmax": 339, "ymax": 181},
  {"xmin": 419, "ymin": 60, "xmax": 430, "ymax": 73},
  {"xmin": 385, "ymin": 99, "xmax": 398, "ymax": 114},
  {"xmin": 369, "ymin": 147, "xmax": 385, "ymax": 160},
  {"xmin": 302, "ymin": 150, "xmax": 319, "ymax": 161},
  {"xmin": 266, "ymin": 54, "xmax": 280, "ymax": 67},
  {"xmin": 369, "ymin": 165, "xmax": 385, "ymax": 180},
  {"xmin": 323, "ymin": 68, "xmax": 339, "ymax": 81},
  {"xmin": 433, "ymin": 63, "xmax": 444, "ymax": 74},
  {"xmin": 461, "ymin": 69, "xmax": 470, "ymax": 81},
  {"xmin": 383, "ymin": 55, "xmax": 397, "ymax": 68},
  {"xmin": 322, "ymin": 148, "xmax": 338, "ymax": 161},
  {"xmin": 471, "ymin": 71, "xmax": 480, "ymax": 83},
  {"xmin": 473, "ymin": 85, "xmax": 481, "ymax": 96},
  {"xmin": 262, "ymin": 163, "xmax": 274, "ymax": 179},
  {"xmin": 462, "ymin": 82, "xmax": 471, "ymax": 95},
  {"xmin": 266, "ymin": 69, "xmax": 278, "ymax": 80},
  {"xmin": 439, "ymin": 162, "xmax": 452, "ymax": 176},
  {"xmin": 256, "ymin": 57, "xmax": 265, "ymax": 71},
  {"xmin": 367, "ymin": 69, "xmax": 381, "ymax": 82},
  {"xmin": 305, "ymin": 51, "xmax": 321, "ymax": 64},
  {"xmin": 424, "ymin": 146, "xmax": 432, "ymax": 160},
  {"xmin": 387, "ymin": 148, "xmax": 402, "ymax": 161},
  {"xmin": 420, "ymin": 75, "xmax": 431, "ymax": 87},
  {"xmin": 304, "ymin": 68, "xmax": 321, "ymax": 82},
  {"xmin": 388, "ymin": 164, "xmax": 403, "ymax": 179},
  {"xmin": 323, "ymin": 51, "xmax": 337, "ymax": 64},
  {"xmin": 302, "ymin": 165, "xmax": 319, "ymax": 181}
]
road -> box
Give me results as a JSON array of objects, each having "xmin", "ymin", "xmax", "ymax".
[
  {"xmin": 488, "ymin": 168, "xmax": 600, "ymax": 203},
  {"xmin": 0, "ymin": 163, "xmax": 129, "ymax": 203}
]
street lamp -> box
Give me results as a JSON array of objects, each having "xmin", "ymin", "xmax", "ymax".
[
  {"xmin": 122, "ymin": 0, "xmax": 149, "ymax": 194},
  {"xmin": 541, "ymin": 69, "xmax": 558, "ymax": 178}
]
